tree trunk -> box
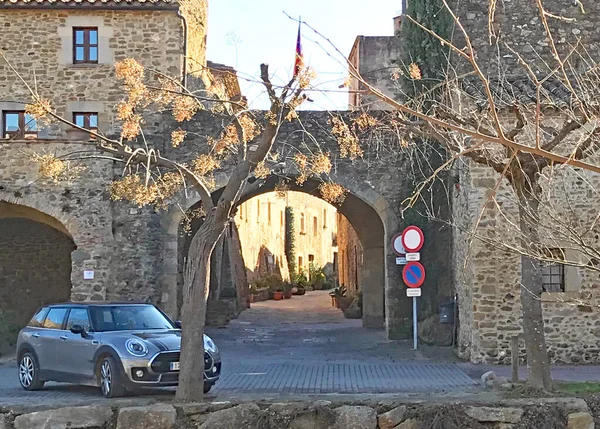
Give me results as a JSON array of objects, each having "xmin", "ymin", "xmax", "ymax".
[
  {"xmin": 517, "ymin": 188, "xmax": 553, "ymax": 391},
  {"xmin": 176, "ymin": 215, "xmax": 227, "ymax": 402}
]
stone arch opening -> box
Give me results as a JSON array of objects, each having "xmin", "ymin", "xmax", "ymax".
[
  {"xmin": 176, "ymin": 177, "xmax": 386, "ymax": 329},
  {"xmin": 0, "ymin": 202, "xmax": 75, "ymax": 350}
]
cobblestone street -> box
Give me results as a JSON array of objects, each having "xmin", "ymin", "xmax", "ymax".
[{"xmin": 206, "ymin": 290, "xmax": 476, "ymax": 395}]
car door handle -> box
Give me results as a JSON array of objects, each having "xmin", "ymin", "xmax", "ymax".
[
  {"xmin": 32, "ymin": 334, "xmax": 40, "ymax": 338},
  {"xmin": 60, "ymin": 335, "xmax": 68, "ymax": 340},
  {"xmin": 92, "ymin": 340, "xmax": 99, "ymax": 345}
]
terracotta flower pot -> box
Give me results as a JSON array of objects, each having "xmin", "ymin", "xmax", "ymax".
[
  {"xmin": 272, "ymin": 291, "xmax": 284, "ymax": 301},
  {"xmin": 283, "ymin": 290, "xmax": 293, "ymax": 299},
  {"xmin": 331, "ymin": 296, "xmax": 336, "ymax": 307}
]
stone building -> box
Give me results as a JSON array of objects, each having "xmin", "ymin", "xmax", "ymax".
[
  {"xmin": 234, "ymin": 191, "xmax": 339, "ymax": 282},
  {"xmin": 0, "ymin": 0, "xmax": 453, "ymax": 349},
  {"xmin": 350, "ymin": 0, "xmax": 600, "ymax": 364}
]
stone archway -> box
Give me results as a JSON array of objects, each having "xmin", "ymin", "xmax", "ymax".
[
  {"xmin": 0, "ymin": 202, "xmax": 76, "ymax": 350},
  {"xmin": 170, "ymin": 176, "xmax": 393, "ymax": 330}
]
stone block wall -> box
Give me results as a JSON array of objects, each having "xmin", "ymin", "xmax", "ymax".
[
  {"xmin": 454, "ymin": 159, "xmax": 600, "ymax": 364},
  {"xmin": 0, "ymin": 8, "xmax": 184, "ymax": 137}
]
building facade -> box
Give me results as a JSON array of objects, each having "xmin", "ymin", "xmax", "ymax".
[{"xmin": 234, "ymin": 191, "xmax": 339, "ymax": 283}]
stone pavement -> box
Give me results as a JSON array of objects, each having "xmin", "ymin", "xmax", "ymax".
[
  {"xmin": 206, "ymin": 290, "xmax": 477, "ymax": 395},
  {"xmin": 2, "ymin": 290, "xmax": 600, "ymax": 406}
]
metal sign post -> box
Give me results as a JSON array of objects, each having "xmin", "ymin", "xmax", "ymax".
[
  {"xmin": 398, "ymin": 226, "xmax": 425, "ymax": 352},
  {"xmin": 413, "ymin": 297, "xmax": 418, "ymax": 350}
]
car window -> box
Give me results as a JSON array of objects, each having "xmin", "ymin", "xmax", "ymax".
[
  {"xmin": 43, "ymin": 308, "xmax": 68, "ymax": 330},
  {"xmin": 66, "ymin": 308, "xmax": 91, "ymax": 332},
  {"xmin": 90, "ymin": 306, "xmax": 174, "ymax": 331},
  {"xmin": 27, "ymin": 308, "xmax": 49, "ymax": 328}
]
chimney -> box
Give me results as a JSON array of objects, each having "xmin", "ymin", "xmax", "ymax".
[{"xmin": 393, "ymin": 15, "xmax": 403, "ymax": 34}]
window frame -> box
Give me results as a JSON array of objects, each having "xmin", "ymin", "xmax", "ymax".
[
  {"xmin": 2, "ymin": 110, "xmax": 38, "ymax": 139},
  {"xmin": 73, "ymin": 112, "xmax": 98, "ymax": 136},
  {"xmin": 66, "ymin": 307, "xmax": 92, "ymax": 332},
  {"xmin": 542, "ymin": 248, "xmax": 566, "ymax": 293},
  {"xmin": 42, "ymin": 307, "xmax": 69, "ymax": 330},
  {"xmin": 27, "ymin": 307, "xmax": 49, "ymax": 328},
  {"xmin": 73, "ymin": 27, "xmax": 99, "ymax": 64}
]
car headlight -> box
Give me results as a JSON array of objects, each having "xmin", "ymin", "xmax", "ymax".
[
  {"xmin": 125, "ymin": 339, "xmax": 149, "ymax": 357},
  {"xmin": 204, "ymin": 335, "xmax": 218, "ymax": 354}
]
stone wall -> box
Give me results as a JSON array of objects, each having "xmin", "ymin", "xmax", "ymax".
[
  {"xmin": 453, "ymin": 159, "xmax": 600, "ymax": 364},
  {"xmin": 0, "ymin": 397, "xmax": 594, "ymax": 429},
  {"xmin": 0, "ymin": 140, "xmax": 115, "ymax": 302},
  {"xmin": 0, "ymin": 218, "xmax": 74, "ymax": 349},
  {"xmin": 337, "ymin": 212, "xmax": 363, "ymax": 295},
  {"xmin": 0, "ymin": 8, "xmax": 184, "ymax": 137}
]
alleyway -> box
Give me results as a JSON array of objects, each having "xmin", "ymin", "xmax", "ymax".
[{"xmin": 205, "ymin": 290, "xmax": 477, "ymax": 395}]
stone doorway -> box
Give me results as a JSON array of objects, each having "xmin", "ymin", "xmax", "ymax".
[{"xmin": 0, "ymin": 202, "xmax": 75, "ymax": 351}]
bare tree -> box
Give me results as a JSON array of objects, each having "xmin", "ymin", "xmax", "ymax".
[{"xmin": 333, "ymin": 0, "xmax": 600, "ymax": 390}]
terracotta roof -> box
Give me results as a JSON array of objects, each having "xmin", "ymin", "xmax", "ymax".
[{"xmin": 0, "ymin": 0, "xmax": 177, "ymax": 7}]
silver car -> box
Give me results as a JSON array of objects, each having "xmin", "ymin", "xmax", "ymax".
[{"xmin": 16, "ymin": 302, "xmax": 221, "ymax": 398}]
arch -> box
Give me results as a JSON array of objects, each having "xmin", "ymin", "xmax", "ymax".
[
  {"xmin": 0, "ymin": 202, "xmax": 75, "ymax": 350},
  {"xmin": 170, "ymin": 175, "xmax": 400, "ymax": 330}
]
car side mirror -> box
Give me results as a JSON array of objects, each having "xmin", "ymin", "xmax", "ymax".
[
  {"xmin": 70, "ymin": 324, "xmax": 87, "ymax": 337},
  {"xmin": 174, "ymin": 321, "xmax": 182, "ymax": 329}
]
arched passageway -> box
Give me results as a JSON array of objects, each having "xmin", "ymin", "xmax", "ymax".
[
  {"xmin": 177, "ymin": 177, "xmax": 386, "ymax": 329},
  {"xmin": 0, "ymin": 202, "xmax": 75, "ymax": 350}
]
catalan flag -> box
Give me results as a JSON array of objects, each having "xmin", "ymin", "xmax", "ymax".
[{"xmin": 293, "ymin": 19, "xmax": 304, "ymax": 78}]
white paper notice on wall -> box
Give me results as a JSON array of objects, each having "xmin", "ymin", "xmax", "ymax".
[{"xmin": 83, "ymin": 270, "xmax": 95, "ymax": 280}]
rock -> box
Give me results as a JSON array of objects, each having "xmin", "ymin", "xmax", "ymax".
[
  {"xmin": 491, "ymin": 376, "xmax": 510, "ymax": 389},
  {"xmin": 567, "ymin": 412, "xmax": 594, "ymax": 429},
  {"xmin": 343, "ymin": 298, "xmax": 362, "ymax": 319},
  {"xmin": 481, "ymin": 370, "xmax": 497, "ymax": 385},
  {"xmin": 117, "ymin": 404, "xmax": 176, "ymax": 429},
  {"xmin": 0, "ymin": 415, "xmax": 10, "ymax": 429},
  {"xmin": 176, "ymin": 402, "xmax": 234, "ymax": 423},
  {"xmin": 417, "ymin": 314, "xmax": 453, "ymax": 346},
  {"xmin": 378, "ymin": 405, "xmax": 407, "ymax": 429},
  {"xmin": 395, "ymin": 418, "xmax": 419, "ymax": 429},
  {"xmin": 199, "ymin": 403, "xmax": 260, "ymax": 429},
  {"xmin": 465, "ymin": 406, "xmax": 524, "ymax": 424},
  {"xmin": 332, "ymin": 406, "xmax": 377, "ymax": 429},
  {"xmin": 14, "ymin": 405, "xmax": 113, "ymax": 429}
]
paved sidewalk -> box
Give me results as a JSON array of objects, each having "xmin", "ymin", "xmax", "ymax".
[{"xmin": 206, "ymin": 290, "xmax": 476, "ymax": 394}]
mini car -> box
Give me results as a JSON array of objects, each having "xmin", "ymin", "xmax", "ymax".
[{"xmin": 16, "ymin": 302, "xmax": 221, "ymax": 397}]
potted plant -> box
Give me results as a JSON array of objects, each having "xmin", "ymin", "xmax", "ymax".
[
  {"xmin": 249, "ymin": 284, "xmax": 258, "ymax": 303},
  {"xmin": 329, "ymin": 286, "xmax": 348, "ymax": 308},
  {"xmin": 272, "ymin": 288, "xmax": 284, "ymax": 301}
]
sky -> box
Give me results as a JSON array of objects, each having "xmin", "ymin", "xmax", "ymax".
[{"xmin": 206, "ymin": 1, "xmax": 401, "ymax": 111}]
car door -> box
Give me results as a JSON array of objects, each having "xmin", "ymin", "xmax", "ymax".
[
  {"xmin": 60, "ymin": 307, "xmax": 99, "ymax": 381},
  {"xmin": 39, "ymin": 307, "xmax": 68, "ymax": 377}
]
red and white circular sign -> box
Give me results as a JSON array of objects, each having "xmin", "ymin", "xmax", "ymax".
[{"xmin": 401, "ymin": 226, "xmax": 424, "ymax": 252}]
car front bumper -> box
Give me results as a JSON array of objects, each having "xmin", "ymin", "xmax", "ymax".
[{"xmin": 120, "ymin": 351, "xmax": 221, "ymax": 387}]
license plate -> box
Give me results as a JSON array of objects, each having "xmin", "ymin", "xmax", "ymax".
[{"xmin": 170, "ymin": 362, "xmax": 180, "ymax": 371}]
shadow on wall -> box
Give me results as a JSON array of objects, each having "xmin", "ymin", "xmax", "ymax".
[{"xmin": 0, "ymin": 217, "xmax": 75, "ymax": 352}]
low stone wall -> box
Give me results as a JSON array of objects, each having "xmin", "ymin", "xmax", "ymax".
[{"xmin": 0, "ymin": 397, "xmax": 595, "ymax": 429}]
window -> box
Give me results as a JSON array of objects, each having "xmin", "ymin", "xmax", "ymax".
[
  {"xmin": 89, "ymin": 305, "xmax": 174, "ymax": 332},
  {"xmin": 542, "ymin": 248, "xmax": 566, "ymax": 292},
  {"xmin": 66, "ymin": 308, "xmax": 91, "ymax": 332},
  {"xmin": 300, "ymin": 213, "xmax": 305, "ymax": 233},
  {"xmin": 73, "ymin": 112, "xmax": 98, "ymax": 133},
  {"xmin": 257, "ymin": 200, "xmax": 260, "ymax": 222},
  {"xmin": 27, "ymin": 308, "xmax": 49, "ymax": 328},
  {"xmin": 3, "ymin": 111, "xmax": 37, "ymax": 139},
  {"xmin": 239, "ymin": 204, "xmax": 243, "ymax": 219},
  {"xmin": 323, "ymin": 209, "xmax": 327, "ymax": 229},
  {"xmin": 73, "ymin": 27, "xmax": 98, "ymax": 64},
  {"xmin": 280, "ymin": 211, "xmax": 284, "ymax": 229},
  {"xmin": 43, "ymin": 308, "xmax": 68, "ymax": 330},
  {"xmin": 298, "ymin": 256, "xmax": 303, "ymax": 269},
  {"xmin": 308, "ymin": 254, "xmax": 315, "ymax": 263},
  {"xmin": 313, "ymin": 216, "xmax": 318, "ymax": 237}
]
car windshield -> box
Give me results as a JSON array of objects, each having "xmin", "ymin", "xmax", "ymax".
[{"xmin": 89, "ymin": 305, "xmax": 175, "ymax": 332}]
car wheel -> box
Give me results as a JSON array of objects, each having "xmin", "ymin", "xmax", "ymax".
[
  {"xmin": 203, "ymin": 383, "xmax": 213, "ymax": 394},
  {"xmin": 18, "ymin": 352, "xmax": 45, "ymax": 391},
  {"xmin": 98, "ymin": 356, "xmax": 126, "ymax": 398}
]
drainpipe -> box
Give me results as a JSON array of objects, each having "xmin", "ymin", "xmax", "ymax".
[{"xmin": 176, "ymin": 10, "xmax": 188, "ymax": 88}]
